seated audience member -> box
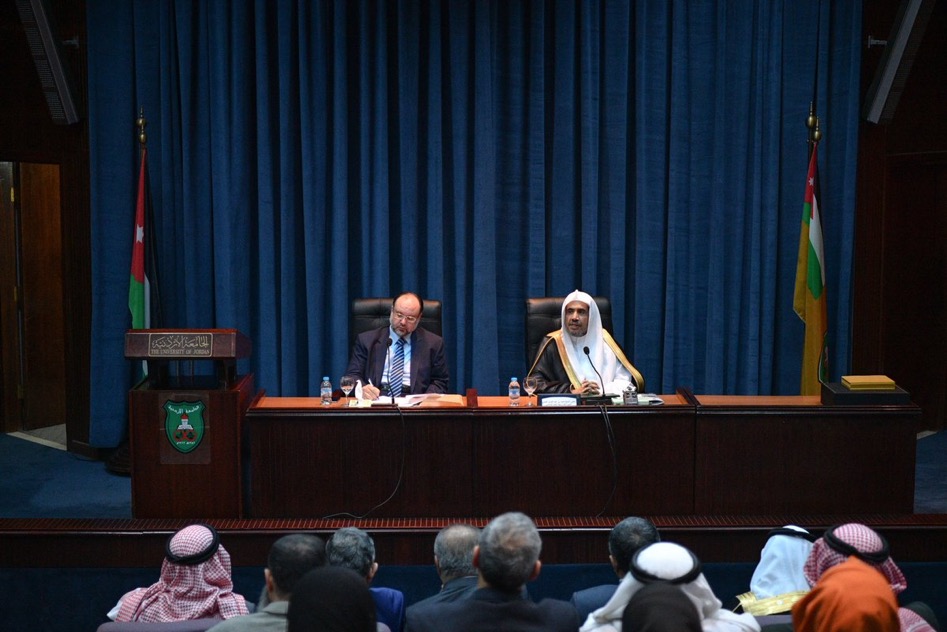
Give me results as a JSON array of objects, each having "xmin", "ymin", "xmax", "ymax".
[
  {"xmin": 109, "ymin": 523, "xmax": 249, "ymax": 623},
  {"xmin": 530, "ymin": 290, "xmax": 645, "ymax": 395},
  {"xmin": 343, "ymin": 292, "xmax": 449, "ymax": 400},
  {"xmin": 580, "ymin": 541, "xmax": 760, "ymax": 632},
  {"xmin": 287, "ymin": 567, "xmax": 376, "ymax": 632},
  {"xmin": 407, "ymin": 511, "xmax": 580, "ymax": 632},
  {"xmin": 800, "ymin": 523, "xmax": 938, "ymax": 632},
  {"xmin": 407, "ymin": 523, "xmax": 481, "ymax": 618},
  {"xmin": 571, "ymin": 516, "xmax": 662, "ymax": 622},
  {"xmin": 791, "ymin": 556, "xmax": 899, "ymax": 632},
  {"xmin": 735, "ymin": 525, "xmax": 814, "ymax": 616},
  {"xmin": 209, "ymin": 533, "xmax": 326, "ymax": 631},
  {"xmin": 622, "ymin": 582, "xmax": 702, "ymax": 632},
  {"xmin": 326, "ymin": 527, "xmax": 404, "ymax": 632}
]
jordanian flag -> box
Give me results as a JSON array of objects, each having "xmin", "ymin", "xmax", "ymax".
[
  {"xmin": 793, "ymin": 142, "xmax": 828, "ymax": 395},
  {"xmin": 129, "ymin": 147, "xmax": 150, "ymax": 330}
]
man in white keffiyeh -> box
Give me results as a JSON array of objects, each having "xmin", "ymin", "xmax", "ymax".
[
  {"xmin": 735, "ymin": 525, "xmax": 814, "ymax": 616},
  {"xmin": 529, "ymin": 290, "xmax": 644, "ymax": 396},
  {"xmin": 580, "ymin": 542, "xmax": 760, "ymax": 632}
]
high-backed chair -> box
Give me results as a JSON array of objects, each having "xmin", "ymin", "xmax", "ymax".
[
  {"xmin": 350, "ymin": 297, "xmax": 443, "ymax": 341},
  {"xmin": 524, "ymin": 295, "xmax": 613, "ymax": 367}
]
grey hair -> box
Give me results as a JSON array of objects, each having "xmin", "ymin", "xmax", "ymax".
[
  {"xmin": 477, "ymin": 512, "xmax": 541, "ymax": 593},
  {"xmin": 434, "ymin": 524, "xmax": 480, "ymax": 581},
  {"xmin": 326, "ymin": 527, "xmax": 376, "ymax": 578}
]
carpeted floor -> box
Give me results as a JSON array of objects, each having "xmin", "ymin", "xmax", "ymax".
[
  {"xmin": 1, "ymin": 430, "xmax": 945, "ymax": 518},
  {"xmin": 0, "ymin": 432, "xmax": 131, "ymax": 518}
]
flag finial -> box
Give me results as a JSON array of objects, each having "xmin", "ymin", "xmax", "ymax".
[
  {"xmin": 137, "ymin": 107, "xmax": 147, "ymax": 146},
  {"xmin": 806, "ymin": 102, "xmax": 822, "ymax": 144}
]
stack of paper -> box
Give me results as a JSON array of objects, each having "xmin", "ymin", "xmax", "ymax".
[{"xmin": 841, "ymin": 375, "xmax": 897, "ymax": 391}]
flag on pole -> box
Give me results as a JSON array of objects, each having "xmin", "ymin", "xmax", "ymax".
[
  {"xmin": 128, "ymin": 146, "xmax": 150, "ymax": 331},
  {"xmin": 793, "ymin": 141, "xmax": 828, "ymax": 395}
]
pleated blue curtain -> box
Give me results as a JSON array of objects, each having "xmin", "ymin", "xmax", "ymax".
[{"xmin": 87, "ymin": 0, "xmax": 860, "ymax": 447}]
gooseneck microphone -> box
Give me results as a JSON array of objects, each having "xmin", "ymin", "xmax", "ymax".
[{"xmin": 584, "ymin": 346, "xmax": 606, "ymax": 395}]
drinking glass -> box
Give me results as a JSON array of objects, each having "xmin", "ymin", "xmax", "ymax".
[
  {"xmin": 340, "ymin": 375, "xmax": 355, "ymax": 405},
  {"xmin": 524, "ymin": 376, "xmax": 539, "ymax": 406}
]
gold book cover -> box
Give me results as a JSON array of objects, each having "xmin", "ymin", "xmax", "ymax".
[{"xmin": 842, "ymin": 375, "xmax": 896, "ymax": 390}]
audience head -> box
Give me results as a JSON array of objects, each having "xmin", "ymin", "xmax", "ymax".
[
  {"xmin": 287, "ymin": 566, "xmax": 376, "ymax": 632},
  {"xmin": 627, "ymin": 542, "xmax": 718, "ymax": 623},
  {"xmin": 630, "ymin": 542, "xmax": 703, "ymax": 586},
  {"xmin": 266, "ymin": 534, "xmax": 327, "ymax": 601},
  {"xmin": 116, "ymin": 523, "xmax": 248, "ymax": 622},
  {"xmin": 621, "ymin": 582, "xmax": 701, "ymax": 632},
  {"xmin": 608, "ymin": 516, "xmax": 661, "ymax": 577},
  {"xmin": 475, "ymin": 511, "xmax": 542, "ymax": 593},
  {"xmin": 327, "ymin": 527, "xmax": 378, "ymax": 582},
  {"xmin": 586, "ymin": 541, "xmax": 759, "ymax": 631},
  {"xmin": 433, "ymin": 523, "xmax": 480, "ymax": 583},
  {"xmin": 749, "ymin": 524, "xmax": 814, "ymax": 598},
  {"xmin": 792, "ymin": 556, "xmax": 899, "ymax": 632},
  {"xmin": 804, "ymin": 523, "xmax": 907, "ymax": 594}
]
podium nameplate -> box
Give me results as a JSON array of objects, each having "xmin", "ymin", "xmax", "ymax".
[
  {"xmin": 125, "ymin": 329, "xmax": 252, "ymax": 390},
  {"xmin": 125, "ymin": 329, "xmax": 251, "ymax": 360}
]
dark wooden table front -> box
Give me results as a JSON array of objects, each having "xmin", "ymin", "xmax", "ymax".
[
  {"xmin": 243, "ymin": 394, "xmax": 919, "ymax": 519},
  {"xmin": 243, "ymin": 394, "xmax": 695, "ymax": 518}
]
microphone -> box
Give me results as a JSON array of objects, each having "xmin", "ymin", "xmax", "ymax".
[
  {"xmin": 583, "ymin": 346, "xmax": 605, "ymax": 393},
  {"xmin": 583, "ymin": 346, "xmax": 612, "ymax": 405},
  {"xmin": 385, "ymin": 337, "xmax": 394, "ymax": 404}
]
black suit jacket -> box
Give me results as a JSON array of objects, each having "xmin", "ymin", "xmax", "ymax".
[
  {"xmin": 406, "ymin": 576, "xmax": 478, "ymax": 625},
  {"xmin": 407, "ymin": 587, "xmax": 579, "ymax": 632},
  {"xmin": 345, "ymin": 326, "xmax": 449, "ymax": 395}
]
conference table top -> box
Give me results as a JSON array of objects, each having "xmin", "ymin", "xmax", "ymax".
[{"xmin": 249, "ymin": 393, "xmax": 827, "ymax": 410}]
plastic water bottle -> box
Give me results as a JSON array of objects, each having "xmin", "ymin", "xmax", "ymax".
[
  {"xmin": 508, "ymin": 376, "xmax": 521, "ymax": 407},
  {"xmin": 321, "ymin": 376, "xmax": 332, "ymax": 406}
]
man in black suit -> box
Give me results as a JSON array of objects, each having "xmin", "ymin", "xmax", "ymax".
[
  {"xmin": 406, "ymin": 524, "xmax": 481, "ymax": 623},
  {"xmin": 344, "ymin": 292, "xmax": 449, "ymax": 400},
  {"xmin": 570, "ymin": 516, "xmax": 661, "ymax": 623},
  {"xmin": 407, "ymin": 512, "xmax": 579, "ymax": 632}
]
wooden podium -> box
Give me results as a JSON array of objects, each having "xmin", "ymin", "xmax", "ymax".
[{"xmin": 125, "ymin": 329, "xmax": 254, "ymax": 518}]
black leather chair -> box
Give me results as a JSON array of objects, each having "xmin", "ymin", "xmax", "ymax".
[
  {"xmin": 525, "ymin": 296, "xmax": 613, "ymax": 367},
  {"xmin": 350, "ymin": 297, "xmax": 443, "ymax": 340}
]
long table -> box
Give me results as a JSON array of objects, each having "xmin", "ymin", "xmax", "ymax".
[{"xmin": 243, "ymin": 392, "xmax": 919, "ymax": 519}]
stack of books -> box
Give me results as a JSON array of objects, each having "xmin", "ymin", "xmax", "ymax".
[
  {"xmin": 821, "ymin": 374, "xmax": 911, "ymax": 405},
  {"xmin": 841, "ymin": 375, "xmax": 897, "ymax": 391}
]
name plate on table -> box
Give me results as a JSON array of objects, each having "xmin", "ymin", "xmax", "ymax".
[{"xmin": 538, "ymin": 394, "xmax": 580, "ymax": 407}]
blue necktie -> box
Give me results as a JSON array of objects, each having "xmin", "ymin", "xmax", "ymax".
[{"xmin": 390, "ymin": 337, "xmax": 406, "ymax": 397}]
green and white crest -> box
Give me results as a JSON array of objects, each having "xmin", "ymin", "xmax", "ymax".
[{"xmin": 164, "ymin": 400, "xmax": 206, "ymax": 453}]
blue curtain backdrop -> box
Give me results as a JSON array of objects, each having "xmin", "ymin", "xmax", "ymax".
[{"xmin": 86, "ymin": 0, "xmax": 861, "ymax": 447}]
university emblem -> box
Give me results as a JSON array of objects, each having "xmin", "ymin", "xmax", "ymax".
[{"xmin": 164, "ymin": 400, "xmax": 206, "ymax": 453}]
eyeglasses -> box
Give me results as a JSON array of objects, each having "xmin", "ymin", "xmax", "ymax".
[{"xmin": 392, "ymin": 311, "xmax": 419, "ymax": 324}]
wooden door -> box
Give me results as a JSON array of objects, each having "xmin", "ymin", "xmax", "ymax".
[{"xmin": 0, "ymin": 162, "xmax": 67, "ymax": 432}]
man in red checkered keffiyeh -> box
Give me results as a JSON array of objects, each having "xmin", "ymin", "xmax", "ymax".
[
  {"xmin": 112, "ymin": 524, "xmax": 249, "ymax": 622},
  {"xmin": 802, "ymin": 523, "xmax": 937, "ymax": 632}
]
